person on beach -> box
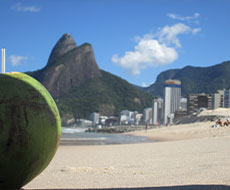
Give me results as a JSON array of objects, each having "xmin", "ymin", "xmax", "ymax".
[
  {"xmin": 223, "ymin": 118, "xmax": 230, "ymax": 126},
  {"xmin": 145, "ymin": 123, "xmax": 148, "ymax": 132},
  {"xmin": 213, "ymin": 118, "xmax": 222, "ymax": 128}
]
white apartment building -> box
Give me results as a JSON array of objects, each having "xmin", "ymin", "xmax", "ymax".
[
  {"xmin": 212, "ymin": 90, "xmax": 225, "ymax": 109},
  {"xmin": 120, "ymin": 110, "xmax": 134, "ymax": 125},
  {"xmin": 164, "ymin": 79, "xmax": 181, "ymax": 125},
  {"xmin": 144, "ymin": 107, "xmax": 152, "ymax": 124},
  {"xmin": 152, "ymin": 98, "xmax": 163, "ymax": 125}
]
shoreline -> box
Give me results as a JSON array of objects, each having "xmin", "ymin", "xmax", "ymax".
[
  {"xmin": 60, "ymin": 131, "xmax": 152, "ymax": 146},
  {"xmin": 25, "ymin": 121, "xmax": 230, "ymax": 189}
]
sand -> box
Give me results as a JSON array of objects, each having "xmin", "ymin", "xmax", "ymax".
[
  {"xmin": 198, "ymin": 108, "xmax": 230, "ymax": 117},
  {"xmin": 24, "ymin": 121, "xmax": 230, "ymax": 190}
]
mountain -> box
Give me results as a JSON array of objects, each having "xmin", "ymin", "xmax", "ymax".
[
  {"xmin": 28, "ymin": 34, "xmax": 153, "ymax": 120},
  {"xmin": 28, "ymin": 34, "xmax": 101, "ymax": 98},
  {"xmin": 47, "ymin": 33, "xmax": 77, "ymax": 66},
  {"xmin": 57, "ymin": 70, "xmax": 153, "ymax": 119},
  {"xmin": 144, "ymin": 61, "xmax": 230, "ymax": 97}
]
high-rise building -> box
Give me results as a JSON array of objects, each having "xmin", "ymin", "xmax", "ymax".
[
  {"xmin": 224, "ymin": 89, "xmax": 230, "ymax": 108},
  {"xmin": 212, "ymin": 90, "xmax": 225, "ymax": 109},
  {"xmin": 144, "ymin": 107, "xmax": 152, "ymax": 124},
  {"xmin": 152, "ymin": 98, "xmax": 163, "ymax": 125},
  {"xmin": 163, "ymin": 79, "xmax": 181, "ymax": 125}
]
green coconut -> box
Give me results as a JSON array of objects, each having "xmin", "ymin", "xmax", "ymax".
[{"xmin": 0, "ymin": 72, "xmax": 61, "ymax": 189}]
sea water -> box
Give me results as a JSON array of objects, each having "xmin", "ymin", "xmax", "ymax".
[{"xmin": 60, "ymin": 127, "xmax": 151, "ymax": 145}]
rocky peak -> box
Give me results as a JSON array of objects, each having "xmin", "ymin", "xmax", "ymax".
[
  {"xmin": 47, "ymin": 33, "xmax": 77, "ymax": 66},
  {"xmin": 30, "ymin": 34, "xmax": 101, "ymax": 98}
]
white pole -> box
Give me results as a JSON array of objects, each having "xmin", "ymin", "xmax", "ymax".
[{"xmin": 2, "ymin": 48, "xmax": 5, "ymax": 73}]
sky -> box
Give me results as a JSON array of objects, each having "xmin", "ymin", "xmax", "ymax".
[{"xmin": 1, "ymin": 0, "xmax": 230, "ymax": 87}]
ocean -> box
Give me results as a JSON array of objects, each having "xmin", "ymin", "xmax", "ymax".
[{"xmin": 60, "ymin": 127, "xmax": 151, "ymax": 145}]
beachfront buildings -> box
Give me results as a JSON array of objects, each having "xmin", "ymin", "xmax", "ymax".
[
  {"xmin": 224, "ymin": 89, "xmax": 230, "ymax": 108},
  {"xmin": 152, "ymin": 98, "xmax": 163, "ymax": 125},
  {"xmin": 120, "ymin": 110, "xmax": 143, "ymax": 125},
  {"xmin": 163, "ymin": 79, "xmax": 181, "ymax": 125},
  {"xmin": 134, "ymin": 113, "xmax": 143, "ymax": 125},
  {"xmin": 187, "ymin": 93, "xmax": 212, "ymax": 115},
  {"xmin": 212, "ymin": 90, "xmax": 225, "ymax": 109},
  {"xmin": 210, "ymin": 89, "xmax": 230, "ymax": 109},
  {"xmin": 90, "ymin": 112, "xmax": 100, "ymax": 125},
  {"xmin": 76, "ymin": 119, "xmax": 93, "ymax": 128},
  {"xmin": 144, "ymin": 107, "xmax": 152, "ymax": 124},
  {"xmin": 120, "ymin": 110, "xmax": 135, "ymax": 125}
]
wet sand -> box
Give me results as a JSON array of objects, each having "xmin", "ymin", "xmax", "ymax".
[{"xmin": 24, "ymin": 121, "xmax": 230, "ymax": 190}]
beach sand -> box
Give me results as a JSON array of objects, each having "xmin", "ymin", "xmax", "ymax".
[{"xmin": 24, "ymin": 121, "xmax": 230, "ymax": 190}]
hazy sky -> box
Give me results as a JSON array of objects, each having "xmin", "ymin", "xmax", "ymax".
[{"xmin": 1, "ymin": 0, "xmax": 230, "ymax": 87}]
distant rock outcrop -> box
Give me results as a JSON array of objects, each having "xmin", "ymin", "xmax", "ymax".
[
  {"xmin": 47, "ymin": 33, "xmax": 77, "ymax": 66},
  {"xmin": 30, "ymin": 34, "xmax": 101, "ymax": 98}
]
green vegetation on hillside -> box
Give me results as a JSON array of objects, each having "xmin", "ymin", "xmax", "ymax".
[
  {"xmin": 57, "ymin": 70, "xmax": 153, "ymax": 119},
  {"xmin": 145, "ymin": 61, "xmax": 230, "ymax": 97}
]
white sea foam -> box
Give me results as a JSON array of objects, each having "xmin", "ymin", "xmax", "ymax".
[
  {"xmin": 61, "ymin": 127, "xmax": 87, "ymax": 134},
  {"xmin": 61, "ymin": 137, "xmax": 107, "ymax": 141}
]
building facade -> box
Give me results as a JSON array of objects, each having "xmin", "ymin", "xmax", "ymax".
[
  {"xmin": 144, "ymin": 107, "xmax": 152, "ymax": 124},
  {"xmin": 152, "ymin": 98, "xmax": 163, "ymax": 125},
  {"xmin": 187, "ymin": 93, "xmax": 212, "ymax": 115},
  {"xmin": 180, "ymin": 97, "xmax": 187, "ymax": 111},
  {"xmin": 224, "ymin": 89, "xmax": 230, "ymax": 108},
  {"xmin": 90, "ymin": 112, "xmax": 100, "ymax": 125},
  {"xmin": 163, "ymin": 79, "xmax": 181, "ymax": 125},
  {"xmin": 212, "ymin": 90, "xmax": 225, "ymax": 109}
]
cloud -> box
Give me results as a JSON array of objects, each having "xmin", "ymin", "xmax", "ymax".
[
  {"xmin": 192, "ymin": 28, "xmax": 201, "ymax": 34},
  {"xmin": 112, "ymin": 38, "xmax": 178, "ymax": 75},
  {"xmin": 158, "ymin": 23, "xmax": 201, "ymax": 47},
  {"xmin": 141, "ymin": 82, "xmax": 148, "ymax": 87},
  {"xmin": 168, "ymin": 13, "xmax": 200, "ymax": 22},
  {"xmin": 158, "ymin": 23, "xmax": 191, "ymax": 48},
  {"xmin": 112, "ymin": 23, "xmax": 200, "ymax": 75},
  {"xmin": 141, "ymin": 82, "xmax": 154, "ymax": 88},
  {"xmin": 11, "ymin": 3, "xmax": 41, "ymax": 13},
  {"xmin": 9, "ymin": 55, "xmax": 28, "ymax": 66}
]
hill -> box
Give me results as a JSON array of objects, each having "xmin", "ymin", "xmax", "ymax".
[
  {"xmin": 27, "ymin": 34, "xmax": 153, "ymax": 120},
  {"xmin": 144, "ymin": 61, "xmax": 230, "ymax": 97},
  {"xmin": 57, "ymin": 70, "xmax": 153, "ymax": 119}
]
